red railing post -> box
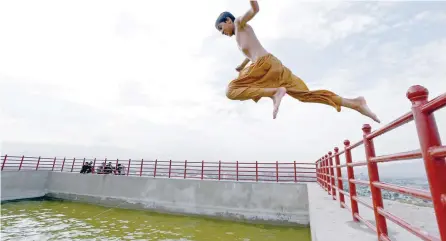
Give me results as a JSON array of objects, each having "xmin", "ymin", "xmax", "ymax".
[
  {"xmin": 321, "ymin": 157, "xmax": 326, "ymax": 190},
  {"xmin": 127, "ymin": 159, "xmax": 131, "ymax": 176},
  {"xmin": 92, "ymin": 158, "xmax": 96, "ymax": 173},
  {"xmin": 344, "ymin": 140, "xmax": 359, "ymax": 221},
  {"xmin": 334, "ymin": 147, "xmax": 345, "ymax": 208},
  {"xmin": 35, "ymin": 156, "xmax": 41, "ymax": 170},
  {"xmin": 61, "ymin": 157, "xmax": 66, "ymax": 172},
  {"xmin": 408, "ymin": 85, "xmax": 446, "ymax": 240},
  {"xmin": 51, "ymin": 157, "xmax": 57, "ymax": 171},
  {"xmin": 255, "ymin": 161, "xmax": 258, "ymax": 182},
  {"xmin": 168, "ymin": 160, "xmax": 172, "ymax": 178},
  {"xmin": 363, "ymin": 124, "xmax": 388, "ymax": 238},
  {"xmin": 1, "ymin": 154, "xmax": 7, "ymax": 171},
  {"xmin": 71, "ymin": 158, "xmax": 76, "ymax": 172},
  {"xmin": 236, "ymin": 161, "xmax": 239, "ymax": 181},
  {"xmin": 324, "ymin": 155, "xmax": 331, "ymax": 195},
  {"xmin": 320, "ymin": 158, "xmax": 323, "ymax": 187},
  {"xmin": 201, "ymin": 160, "xmax": 204, "ymax": 180},
  {"xmin": 140, "ymin": 159, "xmax": 144, "ymax": 176},
  {"xmin": 318, "ymin": 159, "xmax": 322, "ymax": 186},
  {"xmin": 276, "ymin": 161, "xmax": 279, "ymax": 182},
  {"xmin": 325, "ymin": 155, "xmax": 331, "ymax": 195},
  {"xmin": 320, "ymin": 159, "xmax": 323, "ymax": 186},
  {"xmin": 184, "ymin": 160, "xmax": 187, "ymax": 179},
  {"xmin": 218, "ymin": 160, "xmax": 221, "ymax": 180},
  {"xmin": 294, "ymin": 161, "xmax": 297, "ymax": 183},
  {"xmin": 328, "ymin": 152, "xmax": 336, "ymax": 200},
  {"xmin": 115, "ymin": 159, "xmax": 119, "ymax": 174},
  {"xmin": 18, "ymin": 155, "xmax": 25, "ymax": 171},
  {"xmin": 319, "ymin": 159, "xmax": 323, "ymax": 186},
  {"xmin": 154, "ymin": 159, "xmax": 157, "ymax": 177}
]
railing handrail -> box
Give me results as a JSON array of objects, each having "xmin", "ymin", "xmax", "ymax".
[
  {"xmin": 1, "ymin": 155, "xmax": 315, "ymax": 165},
  {"xmin": 315, "ymin": 85, "xmax": 446, "ymax": 241},
  {"xmin": 1, "ymin": 155, "xmax": 317, "ymax": 183}
]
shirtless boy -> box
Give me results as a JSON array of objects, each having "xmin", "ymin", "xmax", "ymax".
[{"xmin": 215, "ymin": 0, "xmax": 380, "ymax": 123}]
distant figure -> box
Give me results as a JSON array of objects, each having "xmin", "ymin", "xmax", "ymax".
[
  {"xmin": 116, "ymin": 164, "xmax": 125, "ymax": 175},
  {"xmin": 214, "ymin": 0, "xmax": 380, "ymax": 122},
  {"xmin": 99, "ymin": 162, "xmax": 106, "ymax": 173},
  {"xmin": 80, "ymin": 161, "xmax": 92, "ymax": 174},
  {"xmin": 104, "ymin": 162, "xmax": 113, "ymax": 174}
]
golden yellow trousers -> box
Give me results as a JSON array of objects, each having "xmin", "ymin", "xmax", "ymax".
[{"xmin": 226, "ymin": 54, "xmax": 342, "ymax": 112}]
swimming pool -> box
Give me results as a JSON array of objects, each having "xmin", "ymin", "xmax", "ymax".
[{"xmin": 1, "ymin": 199, "xmax": 311, "ymax": 241}]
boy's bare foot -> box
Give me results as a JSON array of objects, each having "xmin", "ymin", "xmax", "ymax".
[
  {"xmin": 354, "ymin": 97, "xmax": 380, "ymax": 123},
  {"xmin": 272, "ymin": 87, "xmax": 287, "ymax": 119}
]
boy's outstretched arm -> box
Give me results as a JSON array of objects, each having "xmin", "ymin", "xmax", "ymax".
[
  {"xmin": 237, "ymin": 0, "xmax": 259, "ymax": 27},
  {"xmin": 236, "ymin": 58, "xmax": 250, "ymax": 72}
]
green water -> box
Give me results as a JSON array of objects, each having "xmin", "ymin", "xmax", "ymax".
[{"xmin": 1, "ymin": 199, "xmax": 311, "ymax": 241}]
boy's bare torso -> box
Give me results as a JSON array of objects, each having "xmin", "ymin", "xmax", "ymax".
[{"xmin": 235, "ymin": 21, "xmax": 269, "ymax": 62}]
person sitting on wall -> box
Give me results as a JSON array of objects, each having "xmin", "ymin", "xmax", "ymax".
[
  {"xmin": 98, "ymin": 162, "xmax": 106, "ymax": 173},
  {"xmin": 80, "ymin": 163, "xmax": 88, "ymax": 174},
  {"xmin": 86, "ymin": 161, "xmax": 93, "ymax": 173},
  {"xmin": 104, "ymin": 162, "xmax": 114, "ymax": 174},
  {"xmin": 116, "ymin": 164, "xmax": 124, "ymax": 175},
  {"xmin": 80, "ymin": 161, "xmax": 92, "ymax": 174}
]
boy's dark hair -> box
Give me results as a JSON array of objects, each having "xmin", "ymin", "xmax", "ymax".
[{"xmin": 215, "ymin": 11, "xmax": 235, "ymax": 30}]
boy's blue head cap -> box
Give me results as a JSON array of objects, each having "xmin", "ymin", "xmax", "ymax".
[{"xmin": 215, "ymin": 11, "xmax": 235, "ymax": 29}]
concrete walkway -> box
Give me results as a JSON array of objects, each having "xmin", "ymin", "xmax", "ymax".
[{"xmin": 307, "ymin": 183, "xmax": 439, "ymax": 241}]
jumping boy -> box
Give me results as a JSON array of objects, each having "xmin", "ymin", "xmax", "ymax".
[{"xmin": 215, "ymin": 0, "xmax": 380, "ymax": 123}]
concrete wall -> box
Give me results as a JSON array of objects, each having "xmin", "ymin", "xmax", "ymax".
[
  {"xmin": 46, "ymin": 172, "xmax": 309, "ymax": 226},
  {"xmin": 1, "ymin": 171, "xmax": 310, "ymax": 226},
  {"xmin": 1, "ymin": 171, "xmax": 49, "ymax": 201}
]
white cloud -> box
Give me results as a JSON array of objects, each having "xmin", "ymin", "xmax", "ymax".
[{"xmin": 1, "ymin": 1, "xmax": 445, "ymax": 178}]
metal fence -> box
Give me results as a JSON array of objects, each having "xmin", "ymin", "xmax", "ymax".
[
  {"xmin": 316, "ymin": 85, "xmax": 445, "ymax": 241},
  {"xmin": 1, "ymin": 155, "xmax": 317, "ymax": 183}
]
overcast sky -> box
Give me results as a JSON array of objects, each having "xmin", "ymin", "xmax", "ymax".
[{"xmin": 0, "ymin": 1, "xmax": 445, "ymax": 177}]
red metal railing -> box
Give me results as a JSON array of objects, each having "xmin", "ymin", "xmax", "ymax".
[
  {"xmin": 316, "ymin": 85, "xmax": 446, "ymax": 241},
  {"xmin": 0, "ymin": 155, "xmax": 317, "ymax": 183}
]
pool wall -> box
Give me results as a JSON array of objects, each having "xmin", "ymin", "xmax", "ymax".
[
  {"xmin": 1, "ymin": 171, "xmax": 310, "ymax": 226},
  {"xmin": 1, "ymin": 171, "xmax": 49, "ymax": 201}
]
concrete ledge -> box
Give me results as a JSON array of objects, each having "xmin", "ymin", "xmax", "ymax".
[
  {"xmin": 307, "ymin": 183, "xmax": 439, "ymax": 241},
  {"xmin": 1, "ymin": 171, "xmax": 49, "ymax": 202},
  {"xmin": 308, "ymin": 183, "xmax": 377, "ymax": 241},
  {"xmin": 47, "ymin": 191, "xmax": 308, "ymax": 227},
  {"xmin": 46, "ymin": 172, "xmax": 310, "ymax": 226}
]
